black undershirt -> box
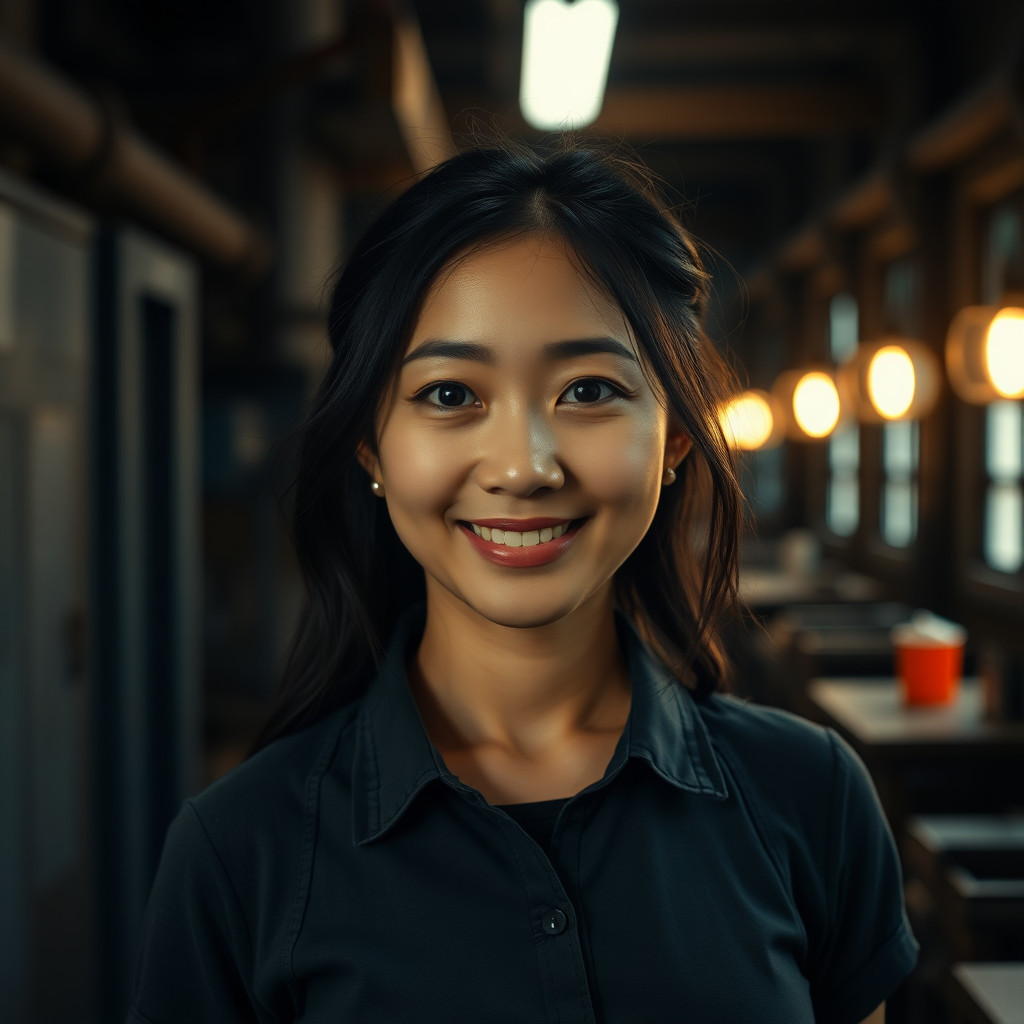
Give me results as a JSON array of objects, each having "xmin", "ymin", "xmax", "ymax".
[{"xmin": 497, "ymin": 797, "xmax": 570, "ymax": 855}]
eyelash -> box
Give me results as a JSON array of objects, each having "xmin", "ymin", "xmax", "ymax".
[{"xmin": 412, "ymin": 377, "xmax": 631, "ymax": 409}]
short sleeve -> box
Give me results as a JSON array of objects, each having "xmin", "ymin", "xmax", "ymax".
[
  {"xmin": 127, "ymin": 802, "xmax": 261, "ymax": 1024},
  {"xmin": 809, "ymin": 731, "xmax": 919, "ymax": 1024}
]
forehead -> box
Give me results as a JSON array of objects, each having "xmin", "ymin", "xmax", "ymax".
[{"xmin": 409, "ymin": 234, "xmax": 633, "ymax": 351}]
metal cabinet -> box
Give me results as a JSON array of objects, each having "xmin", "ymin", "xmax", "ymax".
[
  {"xmin": 93, "ymin": 226, "xmax": 201, "ymax": 1020},
  {"xmin": 0, "ymin": 169, "xmax": 94, "ymax": 1024},
  {"xmin": 0, "ymin": 170, "xmax": 201, "ymax": 1023}
]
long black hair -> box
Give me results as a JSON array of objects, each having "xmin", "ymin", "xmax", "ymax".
[{"xmin": 254, "ymin": 140, "xmax": 741, "ymax": 751}]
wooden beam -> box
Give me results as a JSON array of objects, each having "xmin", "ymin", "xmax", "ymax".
[
  {"xmin": 392, "ymin": 16, "xmax": 455, "ymax": 173},
  {"xmin": 905, "ymin": 77, "xmax": 1017, "ymax": 173},
  {"xmin": 593, "ymin": 83, "xmax": 883, "ymax": 140},
  {"xmin": 610, "ymin": 28, "xmax": 889, "ymax": 67},
  {"xmin": 777, "ymin": 226, "xmax": 825, "ymax": 271},
  {"xmin": 830, "ymin": 172, "xmax": 895, "ymax": 230}
]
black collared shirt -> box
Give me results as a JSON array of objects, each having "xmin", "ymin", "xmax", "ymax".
[{"xmin": 129, "ymin": 612, "xmax": 917, "ymax": 1024}]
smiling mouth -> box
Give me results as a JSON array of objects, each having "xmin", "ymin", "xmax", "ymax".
[{"xmin": 457, "ymin": 517, "xmax": 589, "ymax": 549}]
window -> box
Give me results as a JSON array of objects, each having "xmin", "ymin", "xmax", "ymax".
[
  {"xmin": 826, "ymin": 293, "xmax": 859, "ymax": 536},
  {"xmin": 982, "ymin": 205, "xmax": 1022, "ymax": 305},
  {"xmin": 984, "ymin": 400, "xmax": 1023, "ymax": 573},
  {"xmin": 881, "ymin": 420, "xmax": 918, "ymax": 548},
  {"xmin": 829, "ymin": 292, "xmax": 859, "ymax": 363},
  {"xmin": 877, "ymin": 258, "xmax": 921, "ymax": 549},
  {"xmin": 980, "ymin": 203, "xmax": 1023, "ymax": 574},
  {"xmin": 746, "ymin": 446, "xmax": 783, "ymax": 518},
  {"xmin": 884, "ymin": 258, "xmax": 920, "ymax": 336},
  {"xmin": 828, "ymin": 427, "xmax": 859, "ymax": 536}
]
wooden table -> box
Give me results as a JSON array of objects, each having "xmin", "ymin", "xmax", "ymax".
[
  {"xmin": 905, "ymin": 816, "xmax": 1024, "ymax": 961},
  {"xmin": 808, "ymin": 679, "xmax": 1024, "ymax": 758},
  {"xmin": 739, "ymin": 568, "xmax": 883, "ymax": 613},
  {"xmin": 807, "ymin": 679, "xmax": 1024, "ymax": 837},
  {"xmin": 948, "ymin": 963, "xmax": 1024, "ymax": 1024}
]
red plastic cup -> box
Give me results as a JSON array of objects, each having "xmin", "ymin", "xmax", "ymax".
[{"xmin": 894, "ymin": 644, "xmax": 964, "ymax": 706}]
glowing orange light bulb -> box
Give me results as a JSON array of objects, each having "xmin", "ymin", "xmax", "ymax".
[
  {"xmin": 719, "ymin": 391, "xmax": 775, "ymax": 450},
  {"xmin": 867, "ymin": 345, "xmax": 916, "ymax": 419},
  {"xmin": 985, "ymin": 307, "xmax": 1024, "ymax": 399},
  {"xmin": 792, "ymin": 372, "xmax": 840, "ymax": 438}
]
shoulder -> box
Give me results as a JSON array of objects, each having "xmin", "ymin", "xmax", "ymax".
[
  {"xmin": 695, "ymin": 692, "xmax": 856, "ymax": 852},
  {"xmin": 696, "ymin": 691, "xmax": 841, "ymax": 787},
  {"xmin": 185, "ymin": 703, "xmax": 360, "ymax": 878}
]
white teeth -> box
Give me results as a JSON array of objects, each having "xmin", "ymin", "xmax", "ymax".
[{"xmin": 469, "ymin": 521, "xmax": 575, "ymax": 547}]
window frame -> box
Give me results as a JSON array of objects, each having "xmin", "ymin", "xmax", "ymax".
[{"xmin": 950, "ymin": 163, "xmax": 1024, "ymax": 618}]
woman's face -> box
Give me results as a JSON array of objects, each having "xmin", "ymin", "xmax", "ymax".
[{"xmin": 361, "ymin": 234, "xmax": 690, "ymax": 628}]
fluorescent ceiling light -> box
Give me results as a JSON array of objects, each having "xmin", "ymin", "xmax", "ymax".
[{"xmin": 519, "ymin": 0, "xmax": 619, "ymax": 131}]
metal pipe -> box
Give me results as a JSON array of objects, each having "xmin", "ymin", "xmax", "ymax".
[{"xmin": 0, "ymin": 38, "xmax": 271, "ymax": 276}]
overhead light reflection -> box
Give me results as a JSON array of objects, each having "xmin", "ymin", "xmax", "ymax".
[{"xmin": 520, "ymin": 0, "xmax": 619, "ymax": 131}]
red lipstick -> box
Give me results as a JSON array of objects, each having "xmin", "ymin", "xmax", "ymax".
[{"xmin": 458, "ymin": 518, "xmax": 587, "ymax": 568}]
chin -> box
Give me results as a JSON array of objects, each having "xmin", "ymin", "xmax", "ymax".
[{"xmin": 458, "ymin": 579, "xmax": 603, "ymax": 631}]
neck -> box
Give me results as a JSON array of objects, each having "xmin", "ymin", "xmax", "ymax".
[{"xmin": 410, "ymin": 580, "xmax": 630, "ymax": 759}]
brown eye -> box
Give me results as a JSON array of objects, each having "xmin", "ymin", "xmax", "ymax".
[
  {"xmin": 424, "ymin": 382, "xmax": 477, "ymax": 408},
  {"xmin": 561, "ymin": 379, "xmax": 615, "ymax": 404}
]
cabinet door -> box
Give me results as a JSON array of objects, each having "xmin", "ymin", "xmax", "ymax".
[
  {"xmin": 0, "ymin": 180, "xmax": 93, "ymax": 1024},
  {"xmin": 93, "ymin": 226, "xmax": 200, "ymax": 1020}
]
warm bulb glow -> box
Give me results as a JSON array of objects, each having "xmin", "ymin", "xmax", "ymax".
[
  {"xmin": 520, "ymin": 0, "xmax": 619, "ymax": 130},
  {"xmin": 792, "ymin": 372, "xmax": 840, "ymax": 438},
  {"xmin": 985, "ymin": 307, "xmax": 1024, "ymax": 398},
  {"xmin": 867, "ymin": 345, "xmax": 916, "ymax": 418},
  {"xmin": 720, "ymin": 392, "xmax": 774, "ymax": 450}
]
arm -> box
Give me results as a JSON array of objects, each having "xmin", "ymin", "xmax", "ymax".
[
  {"xmin": 809, "ymin": 731, "xmax": 917, "ymax": 1023},
  {"xmin": 857, "ymin": 1002, "xmax": 885, "ymax": 1024},
  {"xmin": 130, "ymin": 803, "xmax": 260, "ymax": 1024}
]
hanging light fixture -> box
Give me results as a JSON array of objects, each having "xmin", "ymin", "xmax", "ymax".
[
  {"xmin": 772, "ymin": 369, "xmax": 842, "ymax": 441},
  {"xmin": 837, "ymin": 338, "xmax": 941, "ymax": 422},
  {"xmin": 519, "ymin": 0, "xmax": 619, "ymax": 131},
  {"xmin": 946, "ymin": 302, "xmax": 1024, "ymax": 403},
  {"xmin": 718, "ymin": 390, "xmax": 785, "ymax": 450}
]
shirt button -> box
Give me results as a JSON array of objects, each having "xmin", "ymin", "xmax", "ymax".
[{"xmin": 542, "ymin": 909, "xmax": 567, "ymax": 936}]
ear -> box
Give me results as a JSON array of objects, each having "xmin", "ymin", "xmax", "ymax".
[
  {"xmin": 355, "ymin": 439, "xmax": 382, "ymax": 484},
  {"xmin": 665, "ymin": 429, "xmax": 692, "ymax": 471}
]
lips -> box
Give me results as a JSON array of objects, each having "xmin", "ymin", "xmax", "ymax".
[{"xmin": 458, "ymin": 517, "xmax": 588, "ymax": 567}]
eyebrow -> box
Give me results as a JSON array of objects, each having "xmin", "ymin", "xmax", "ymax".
[
  {"xmin": 402, "ymin": 340, "xmax": 493, "ymax": 364},
  {"xmin": 543, "ymin": 338, "xmax": 638, "ymax": 363},
  {"xmin": 402, "ymin": 336, "xmax": 638, "ymax": 365}
]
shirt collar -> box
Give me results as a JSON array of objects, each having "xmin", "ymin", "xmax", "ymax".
[{"xmin": 351, "ymin": 606, "xmax": 728, "ymax": 845}]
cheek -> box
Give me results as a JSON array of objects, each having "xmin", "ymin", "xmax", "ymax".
[
  {"xmin": 569, "ymin": 413, "xmax": 666, "ymax": 517},
  {"xmin": 378, "ymin": 422, "xmax": 465, "ymax": 531}
]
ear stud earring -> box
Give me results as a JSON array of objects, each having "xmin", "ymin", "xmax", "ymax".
[
  {"xmin": 662, "ymin": 466, "xmax": 677, "ymax": 486},
  {"xmin": 371, "ymin": 480, "xmax": 385, "ymax": 497}
]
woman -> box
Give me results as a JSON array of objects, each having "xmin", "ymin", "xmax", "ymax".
[{"xmin": 129, "ymin": 143, "xmax": 917, "ymax": 1024}]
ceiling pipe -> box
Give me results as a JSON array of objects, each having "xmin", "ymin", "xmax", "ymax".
[{"xmin": 0, "ymin": 37, "xmax": 271, "ymax": 277}]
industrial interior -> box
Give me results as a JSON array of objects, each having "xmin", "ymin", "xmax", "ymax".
[{"xmin": 0, "ymin": 1, "xmax": 1023, "ymax": 1021}]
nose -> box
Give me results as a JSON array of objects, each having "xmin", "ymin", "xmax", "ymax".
[{"xmin": 474, "ymin": 402, "xmax": 565, "ymax": 496}]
